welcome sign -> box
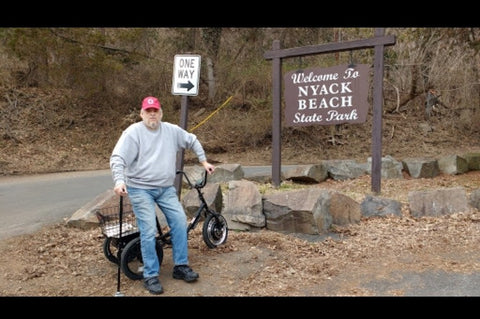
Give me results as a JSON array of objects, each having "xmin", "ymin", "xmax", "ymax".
[{"xmin": 284, "ymin": 64, "xmax": 370, "ymax": 127}]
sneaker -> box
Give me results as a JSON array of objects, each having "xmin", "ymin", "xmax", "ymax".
[
  {"xmin": 173, "ymin": 265, "xmax": 199, "ymax": 282},
  {"xmin": 143, "ymin": 276, "xmax": 164, "ymax": 294}
]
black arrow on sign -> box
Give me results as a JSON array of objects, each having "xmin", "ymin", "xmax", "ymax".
[{"xmin": 177, "ymin": 81, "xmax": 194, "ymax": 91}]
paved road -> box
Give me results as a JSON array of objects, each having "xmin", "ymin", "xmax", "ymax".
[
  {"xmin": 0, "ymin": 169, "xmax": 113, "ymax": 240},
  {"xmin": 0, "ymin": 166, "xmax": 276, "ymax": 240}
]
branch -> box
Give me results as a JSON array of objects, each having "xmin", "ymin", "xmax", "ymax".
[{"xmin": 48, "ymin": 29, "xmax": 151, "ymax": 59}]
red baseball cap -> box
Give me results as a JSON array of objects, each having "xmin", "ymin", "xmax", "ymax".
[{"xmin": 142, "ymin": 96, "xmax": 161, "ymax": 110}]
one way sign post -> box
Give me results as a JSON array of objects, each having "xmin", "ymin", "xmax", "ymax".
[
  {"xmin": 172, "ymin": 54, "xmax": 201, "ymax": 196},
  {"xmin": 172, "ymin": 54, "xmax": 201, "ymax": 96}
]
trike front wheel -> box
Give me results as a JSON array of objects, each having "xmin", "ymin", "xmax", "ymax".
[{"xmin": 202, "ymin": 212, "xmax": 228, "ymax": 248}]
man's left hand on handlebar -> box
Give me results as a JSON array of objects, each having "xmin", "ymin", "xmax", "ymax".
[{"xmin": 201, "ymin": 161, "xmax": 215, "ymax": 174}]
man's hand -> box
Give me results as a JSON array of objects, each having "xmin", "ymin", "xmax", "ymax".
[
  {"xmin": 201, "ymin": 161, "xmax": 215, "ymax": 174},
  {"xmin": 113, "ymin": 183, "xmax": 128, "ymax": 196}
]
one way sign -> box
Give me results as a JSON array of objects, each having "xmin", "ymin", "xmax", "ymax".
[{"xmin": 172, "ymin": 54, "xmax": 201, "ymax": 96}]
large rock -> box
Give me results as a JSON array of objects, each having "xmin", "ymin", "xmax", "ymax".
[
  {"xmin": 282, "ymin": 164, "xmax": 328, "ymax": 183},
  {"xmin": 408, "ymin": 187, "xmax": 471, "ymax": 217},
  {"xmin": 323, "ymin": 159, "xmax": 368, "ymax": 181},
  {"xmin": 463, "ymin": 152, "xmax": 480, "ymax": 171},
  {"xmin": 367, "ymin": 155, "xmax": 403, "ymax": 179},
  {"xmin": 328, "ymin": 191, "xmax": 361, "ymax": 225},
  {"xmin": 67, "ymin": 189, "xmax": 116, "ymax": 230},
  {"xmin": 209, "ymin": 163, "xmax": 244, "ymax": 183},
  {"xmin": 182, "ymin": 182, "xmax": 223, "ymax": 218},
  {"xmin": 263, "ymin": 188, "xmax": 328, "ymax": 234},
  {"xmin": 223, "ymin": 180, "xmax": 264, "ymax": 230},
  {"xmin": 402, "ymin": 157, "xmax": 439, "ymax": 178},
  {"xmin": 263, "ymin": 188, "xmax": 360, "ymax": 234},
  {"xmin": 361, "ymin": 195, "xmax": 402, "ymax": 218},
  {"xmin": 469, "ymin": 188, "xmax": 480, "ymax": 210},
  {"xmin": 437, "ymin": 155, "xmax": 468, "ymax": 175}
]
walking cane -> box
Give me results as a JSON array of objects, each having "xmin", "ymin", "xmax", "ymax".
[{"xmin": 114, "ymin": 195, "xmax": 125, "ymax": 297}]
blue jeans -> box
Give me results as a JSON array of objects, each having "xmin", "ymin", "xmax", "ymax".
[{"xmin": 126, "ymin": 185, "xmax": 189, "ymax": 279}]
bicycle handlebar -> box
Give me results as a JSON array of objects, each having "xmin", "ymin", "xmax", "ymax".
[{"xmin": 176, "ymin": 169, "xmax": 208, "ymax": 189}]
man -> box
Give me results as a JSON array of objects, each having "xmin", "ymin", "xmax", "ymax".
[{"xmin": 110, "ymin": 96, "xmax": 215, "ymax": 294}]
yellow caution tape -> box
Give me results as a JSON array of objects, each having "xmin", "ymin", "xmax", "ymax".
[{"xmin": 189, "ymin": 95, "xmax": 234, "ymax": 132}]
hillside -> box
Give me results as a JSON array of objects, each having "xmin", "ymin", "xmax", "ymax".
[{"xmin": 1, "ymin": 86, "xmax": 479, "ymax": 176}]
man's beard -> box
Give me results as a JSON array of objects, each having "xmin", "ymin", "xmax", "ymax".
[{"xmin": 145, "ymin": 119, "xmax": 159, "ymax": 130}]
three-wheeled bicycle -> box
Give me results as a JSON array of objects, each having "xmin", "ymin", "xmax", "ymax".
[{"xmin": 96, "ymin": 169, "xmax": 228, "ymax": 281}]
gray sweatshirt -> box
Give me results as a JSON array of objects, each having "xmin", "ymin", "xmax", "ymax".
[{"xmin": 110, "ymin": 121, "xmax": 207, "ymax": 189}]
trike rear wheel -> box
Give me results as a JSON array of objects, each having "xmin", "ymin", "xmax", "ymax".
[
  {"xmin": 102, "ymin": 233, "xmax": 139, "ymax": 265},
  {"xmin": 103, "ymin": 237, "xmax": 119, "ymax": 264},
  {"xmin": 120, "ymin": 236, "xmax": 164, "ymax": 280}
]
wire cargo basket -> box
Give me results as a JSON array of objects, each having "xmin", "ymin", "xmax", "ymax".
[{"xmin": 95, "ymin": 203, "xmax": 139, "ymax": 238}]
